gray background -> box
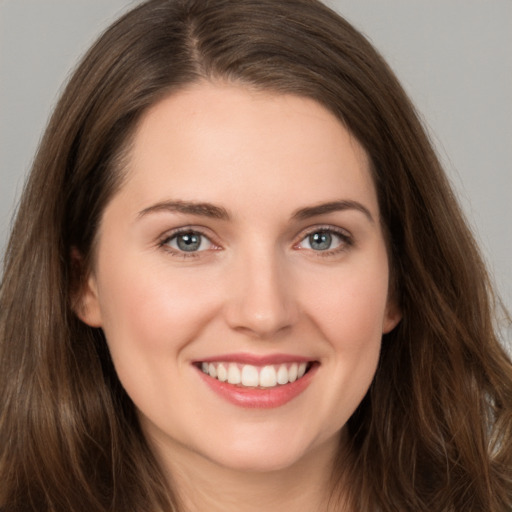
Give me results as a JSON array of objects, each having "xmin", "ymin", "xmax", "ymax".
[{"xmin": 1, "ymin": 1, "xmax": 511, "ymax": 325}]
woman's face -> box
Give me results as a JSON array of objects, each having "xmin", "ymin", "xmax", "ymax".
[{"xmin": 79, "ymin": 83, "xmax": 400, "ymax": 473}]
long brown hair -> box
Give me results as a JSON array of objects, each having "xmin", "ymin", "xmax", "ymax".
[{"xmin": 1, "ymin": 1, "xmax": 511, "ymax": 510}]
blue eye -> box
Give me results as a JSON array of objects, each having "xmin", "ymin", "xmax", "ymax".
[
  {"xmin": 308, "ymin": 231, "xmax": 333, "ymax": 251},
  {"xmin": 164, "ymin": 231, "xmax": 211, "ymax": 252},
  {"xmin": 298, "ymin": 229, "xmax": 348, "ymax": 252}
]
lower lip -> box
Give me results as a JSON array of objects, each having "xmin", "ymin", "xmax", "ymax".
[{"xmin": 196, "ymin": 364, "xmax": 318, "ymax": 409}]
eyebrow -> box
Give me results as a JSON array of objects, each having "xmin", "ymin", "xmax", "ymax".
[
  {"xmin": 137, "ymin": 199, "xmax": 374, "ymax": 223},
  {"xmin": 137, "ymin": 200, "xmax": 230, "ymax": 220},
  {"xmin": 291, "ymin": 200, "xmax": 374, "ymax": 223}
]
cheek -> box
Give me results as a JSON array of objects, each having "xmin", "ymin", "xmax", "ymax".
[
  {"xmin": 307, "ymin": 258, "xmax": 391, "ymax": 347},
  {"xmin": 300, "ymin": 254, "xmax": 389, "ymax": 419},
  {"xmin": 93, "ymin": 259, "xmax": 224, "ymax": 426},
  {"xmin": 95, "ymin": 258, "xmax": 221, "ymax": 360}
]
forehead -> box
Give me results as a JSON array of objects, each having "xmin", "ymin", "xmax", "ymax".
[{"xmin": 118, "ymin": 82, "xmax": 378, "ymax": 219}]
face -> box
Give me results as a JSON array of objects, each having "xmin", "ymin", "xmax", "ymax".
[{"xmin": 78, "ymin": 83, "xmax": 400, "ymax": 474}]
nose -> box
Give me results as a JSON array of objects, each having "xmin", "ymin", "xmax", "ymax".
[{"xmin": 223, "ymin": 248, "xmax": 299, "ymax": 339}]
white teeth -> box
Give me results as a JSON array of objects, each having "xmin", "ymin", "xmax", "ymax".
[
  {"xmin": 288, "ymin": 363, "xmax": 298, "ymax": 382},
  {"xmin": 208, "ymin": 364, "xmax": 217, "ymax": 378},
  {"xmin": 260, "ymin": 365, "xmax": 277, "ymax": 387},
  {"xmin": 241, "ymin": 365, "xmax": 259, "ymax": 387},
  {"xmin": 227, "ymin": 363, "xmax": 241, "ymax": 384},
  {"xmin": 200, "ymin": 361, "xmax": 311, "ymax": 388},
  {"xmin": 217, "ymin": 363, "xmax": 228, "ymax": 382},
  {"xmin": 276, "ymin": 364, "xmax": 288, "ymax": 385}
]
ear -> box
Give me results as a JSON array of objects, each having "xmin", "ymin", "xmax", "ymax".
[
  {"xmin": 70, "ymin": 248, "xmax": 103, "ymax": 327},
  {"xmin": 382, "ymin": 299, "xmax": 401, "ymax": 334}
]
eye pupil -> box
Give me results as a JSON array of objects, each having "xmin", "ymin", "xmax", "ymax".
[
  {"xmin": 177, "ymin": 233, "xmax": 201, "ymax": 251},
  {"xmin": 309, "ymin": 231, "xmax": 332, "ymax": 251}
]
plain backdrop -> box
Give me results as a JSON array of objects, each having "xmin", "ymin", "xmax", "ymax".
[{"xmin": 1, "ymin": 1, "xmax": 511, "ymax": 331}]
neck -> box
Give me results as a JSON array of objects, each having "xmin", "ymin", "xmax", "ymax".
[{"xmin": 154, "ymin": 435, "xmax": 348, "ymax": 512}]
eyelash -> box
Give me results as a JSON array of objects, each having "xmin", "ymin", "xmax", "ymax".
[
  {"xmin": 294, "ymin": 225, "xmax": 354, "ymax": 257},
  {"xmin": 158, "ymin": 225, "xmax": 354, "ymax": 259},
  {"xmin": 158, "ymin": 227, "xmax": 219, "ymax": 259}
]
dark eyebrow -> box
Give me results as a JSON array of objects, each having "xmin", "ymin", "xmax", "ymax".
[
  {"xmin": 292, "ymin": 200, "xmax": 374, "ymax": 223},
  {"xmin": 137, "ymin": 200, "xmax": 230, "ymax": 220}
]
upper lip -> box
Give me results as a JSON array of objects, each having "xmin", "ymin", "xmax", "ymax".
[{"xmin": 194, "ymin": 352, "xmax": 315, "ymax": 365}]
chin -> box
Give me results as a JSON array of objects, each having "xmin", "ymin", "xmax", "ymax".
[
  {"xmin": 207, "ymin": 446, "xmax": 310, "ymax": 474},
  {"xmin": 197, "ymin": 427, "xmax": 335, "ymax": 475}
]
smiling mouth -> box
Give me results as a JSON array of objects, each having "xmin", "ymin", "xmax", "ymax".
[{"xmin": 197, "ymin": 361, "xmax": 314, "ymax": 389}]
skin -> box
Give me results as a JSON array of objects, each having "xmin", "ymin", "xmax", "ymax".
[{"xmin": 78, "ymin": 82, "xmax": 401, "ymax": 511}]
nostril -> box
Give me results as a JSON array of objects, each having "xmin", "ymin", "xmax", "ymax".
[
  {"xmin": 225, "ymin": 300, "xmax": 298, "ymax": 339},
  {"xmin": 223, "ymin": 263, "xmax": 299, "ymax": 337}
]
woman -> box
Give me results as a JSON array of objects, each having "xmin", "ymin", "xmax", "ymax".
[{"xmin": 0, "ymin": 0, "xmax": 510, "ymax": 510}]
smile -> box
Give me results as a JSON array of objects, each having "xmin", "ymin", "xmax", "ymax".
[
  {"xmin": 194, "ymin": 355, "xmax": 318, "ymax": 408},
  {"xmin": 199, "ymin": 361, "xmax": 310, "ymax": 388}
]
